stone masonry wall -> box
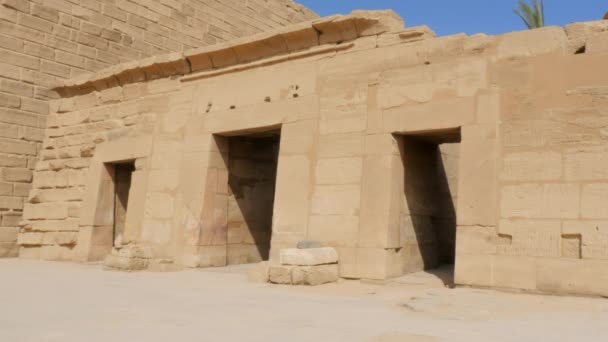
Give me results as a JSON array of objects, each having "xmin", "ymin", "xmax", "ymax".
[
  {"xmin": 19, "ymin": 11, "xmax": 608, "ymax": 296},
  {"xmin": 0, "ymin": 0, "xmax": 316, "ymax": 257}
]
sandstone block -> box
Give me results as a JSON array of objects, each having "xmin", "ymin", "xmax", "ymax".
[
  {"xmin": 17, "ymin": 232, "xmax": 44, "ymax": 246},
  {"xmin": 307, "ymin": 215, "xmax": 359, "ymax": 248},
  {"xmin": 0, "ymin": 196, "xmax": 24, "ymax": 210},
  {"xmin": 351, "ymin": 10, "xmax": 403, "ymax": 36},
  {"xmin": 0, "ymin": 242, "xmax": 18, "ymax": 257},
  {"xmin": 272, "ymin": 154, "xmax": 311, "ymax": 234},
  {"xmin": 587, "ymin": 32, "xmax": 608, "ymax": 53},
  {"xmin": 314, "ymin": 157, "xmax": 362, "ymax": 185},
  {"xmin": 291, "ymin": 264, "xmax": 339, "ymax": 285},
  {"xmin": 247, "ymin": 261, "xmax": 270, "ymax": 283},
  {"xmin": 497, "ymin": 26, "xmax": 566, "ymax": 59},
  {"xmin": 581, "ymin": 184, "xmax": 608, "ymax": 219},
  {"xmin": 454, "ymin": 253, "xmax": 493, "ymax": 287},
  {"xmin": 311, "ymin": 184, "xmax": 361, "ymax": 216},
  {"xmin": 1, "ymin": 167, "xmax": 33, "ymax": 182},
  {"xmin": 23, "ymin": 202, "xmax": 69, "ymax": 220},
  {"xmin": 104, "ymin": 254, "xmax": 149, "ymax": 271},
  {"xmin": 500, "ymin": 183, "xmax": 579, "ymax": 219},
  {"xmin": 0, "ymin": 226, "xmax": 18, "ymax": 242},
  {"xmin": 455, "ymin": 226, "xmax": 499, "ymax": 255},
  {"xmin": 114, "ymin": 245, "xmax": 152, "ymax": 259},
  {"xmin": 268, "ymin": 265, "xmax": 293, "ymax": 284},
  {"xmin": 0, "ymin": 93, "xmax": 20, "ymax": 108},
  {"xmin": 40, "ymin": 231, "xmax": 77, "ymax": 245},
  {"xmin": 456, "ymin": 125, "xmax": 497, "ymax": 227},
  {"xmin": 564, "ymin": 20, "xmax": 608, "ymax": 53},
  {"xmin": 18, "ymin": 246, "xmax": 39, "ymax": 259},
  {"xmin": 492, "ymin": 255, "xmax": 537, "ymax": 291},
  {"xmin": 536, "ymin": 258, "xmax": 608, "ymax": 297},
  {"xmin": 1, "ymin": 0, "xmax": 29, "ymax": 12},
  {"xmin": 500, "ymin": 151, "xmax": 562, "ymax": 182},
  {"xmin": 2, "ymin": 212, "xmax": 23, "ymax": 229},
  {"xmin": 280, "ymin": 247, "xmax": 338, "ymax": 266},
  {"xmin": 0, "ymin": 78, "xmax": 34, "ymax": 97}
]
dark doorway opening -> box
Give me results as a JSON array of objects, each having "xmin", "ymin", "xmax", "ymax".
[
  {"xmin": 225, "ymin": 129, "xmax": 280, "ymax": 265},
  {"xmin": 397, "ymin": 128, "xmax": 460, "ymax": 285},
  {"xmin": 109, "ymin": 162, "xmax": 134, "ymax": 247}
]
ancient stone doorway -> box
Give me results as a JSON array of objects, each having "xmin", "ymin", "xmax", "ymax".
[
  {"xmin": 111, "ymin": 162, "xmax": 135, "ymax": 247},
  {"xmin": 397, "ymin": 129, "xmax": 460, "ymax": 281},
  {"xmin": 224, "ymin": 130, "xmax": 280, "ymax": 265}
]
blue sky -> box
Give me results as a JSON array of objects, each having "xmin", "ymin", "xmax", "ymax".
[{"xmin": 297, "ymin": 1, "xmax": 606, "ymax": 36}]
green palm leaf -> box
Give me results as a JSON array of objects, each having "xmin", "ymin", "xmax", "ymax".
[{"xmin": 514, "ymin": 0, "xmax": 545, "ymax": 29}]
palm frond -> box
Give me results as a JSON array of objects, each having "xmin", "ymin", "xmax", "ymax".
[{"xmin": 514, "ymin": 0, "xmax": 545, "ymax": 29}]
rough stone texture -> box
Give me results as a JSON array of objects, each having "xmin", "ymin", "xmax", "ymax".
[
  {"xmin": 268, "ymin": 265, "xmax": 293, "ymax": 285},
  {"xmin": 0, "ymin": 0, "xmax": 317, "ymax": 258},
  {"xmin": 11, "ymin": 8, "xmax": 608, "ymax": 297},
  {"xmin": 103, "ymin": 244, "xmax": 152, "ymax": 271},
  {"xmin": 291, "ymin": 264, "xmax": 339, "ymax": 285},
  {"xmin": 280, "ymin": 247, "xmax": 339, "ymax": 266},
  {"xmin": 268, "ymin": 264, "xmax": 339, "ymax": 285}
]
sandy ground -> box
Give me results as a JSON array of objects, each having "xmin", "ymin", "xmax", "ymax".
[{"xmin": 1, "ymin": 260, "xmax": 607, "ymax": 342}]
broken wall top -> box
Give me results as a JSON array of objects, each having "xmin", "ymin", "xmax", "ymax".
[
  {"xmin": 53, "ymin": 10, "xmax": 608, "ymax": 97},
  {"xmin": 53, "ymin": 10, "xmax": 410, "ymax": 96}
]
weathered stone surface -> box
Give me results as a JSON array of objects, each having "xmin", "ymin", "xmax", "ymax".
[
  {"xmin": 268, "ymin": 265, "xmax": 293, "ymax": 285},
  {"xmin": 103, "ymin": 254, "xmax": 149, "ymax": 272},
  {"xmin": 268, "ymin": 264, "xmax": 339, "ymax": 285},
  {"xmin": 280, "ymin": 247, "xmax": 339, "ymax": 266},
  {"xmin": 247, "ymin": 261, "xmax": 270, "ymax": 283},
  {"xmin": 291, "ymin": 264, "xmax": 339, "ymax": 285}
]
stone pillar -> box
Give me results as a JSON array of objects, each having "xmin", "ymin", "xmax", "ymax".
[
  {"xmin": 177, "ymin": 134, "xmax": 229, "ymax": 267},
  {"xmin": 268, "ymin": 120, "xmax": 316, "ymax": 263},
  {"xmin": 356, "ymin": 133, "xmax": 403, "ymax": 279}
]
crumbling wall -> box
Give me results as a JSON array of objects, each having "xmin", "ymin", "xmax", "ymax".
[
  {"xmin": 0, "ymin": 0, "xmax": 316, "ymax": 257},
  {"xmin": 18, "ymin": 75, "xmax": 195, "ymax": 260}
]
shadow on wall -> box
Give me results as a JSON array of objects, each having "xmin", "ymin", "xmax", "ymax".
[
  {"xmin": 226, "ymin": 132, "xmax": 280, "ymax": 264},
  {"xmin": 399, "ymin": 132, "xmax": 459, "ymax": 285}
]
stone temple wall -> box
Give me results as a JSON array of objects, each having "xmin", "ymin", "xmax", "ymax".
[
  {"xmin": 16, "ymin": 10, "xmax": 608, "ymax": 297},
  {"xmin": 0, "ymin": 0, "xmax": 317, "ymax": 257}
]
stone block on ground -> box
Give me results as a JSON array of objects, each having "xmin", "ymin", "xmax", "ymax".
[
  {"xmin": 268, "ymin": 265, "xmax": 293, "ymax": 284},
  {"xmin": 269, "ymin": 264, "xmax": 339, "ymax": 285},
  {"xmin": 248, "ymin": 261, "xmax": 270, "ymax": 283},
  {"xmin": 103, "ymin": 245, "xmax": 151, "ymax": 271},
  {"xmin": 280, "ymin": 247, "xmax": 339, "ymax": 266},
  {"xmin": 291, "ymin": 264, "xmax": 339, "ymax": 285},
  {"xmin": 103, "ymin": 254, "xmax": 149, "ymax": 271}
]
